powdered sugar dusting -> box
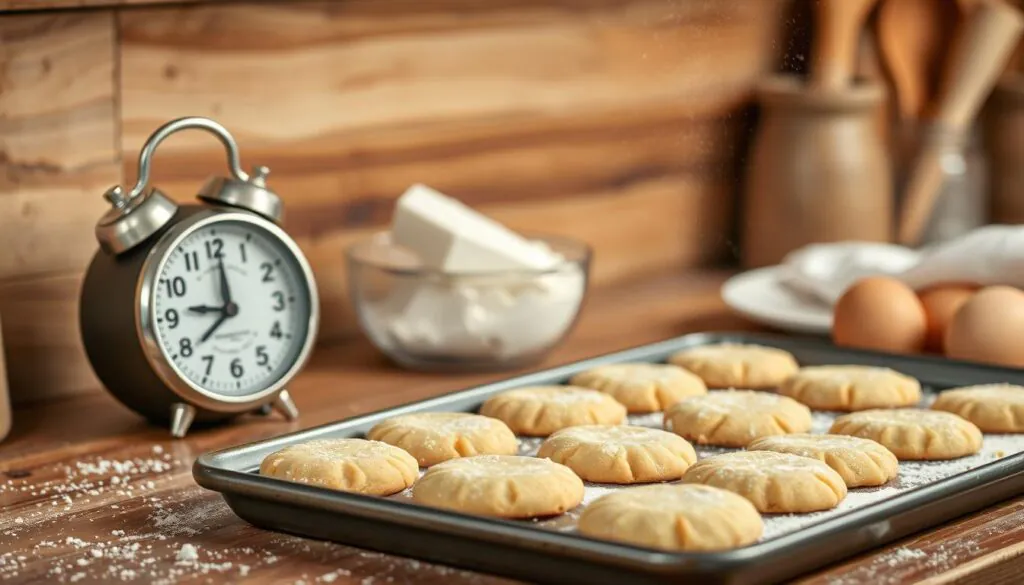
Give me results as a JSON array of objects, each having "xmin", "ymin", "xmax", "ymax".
[
  {"xmin": 1, "ymin": 448, "xmax": 500, "ymax": 584},
  {"xmin": 511, "ymin": 409, "xmax": 1024, "ymax": 542}
]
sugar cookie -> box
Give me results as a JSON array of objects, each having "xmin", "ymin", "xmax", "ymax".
[
  {"xmin": 259, "ymin": 438, "xmax": 418, "ymax": 496},
  {"xmin": 479, "ymin": 386, "xmax": 627, "ymax": 437},
  {"xmin": 664, "ymin": 390, "xmax": 812, "ymax": 447},
  {"xmin": 367, "ymin": 412, "xmax": 517, "ymax": 467},
  {"xmin": 931, "ymin": 384, "xmax": 1024, "ymax": 433},
  {"xmin": 747, "ymin": 434, "xmax": 898, "ymax": 487},
  {"xmin": 537, "ymin": 425, "xmax": 696, "ymax": 484},
  {"xmin": 830, "ymin": 409, "xmax": 983, "ymax": 460},
  {"xmin": 778, "ymin": 365, "xmax": 921, "ymax": 411},
  {"xmin": 578, "ymin": 484, "xmax": 763, "ymax": 551},
  {"xmin": 667, "ymin": 343, "xmax": 798, "ymax": 389},
  {"xmin": 569, "ymin": 363, "xmax": 706, "ymax": 413},
  {"xmin": 412, "ymin": 455, "xmax": 584, "ymax": 518},
  {"xmin": 682, "ymin": 451, "xmax": 847, "ymax": 513}
]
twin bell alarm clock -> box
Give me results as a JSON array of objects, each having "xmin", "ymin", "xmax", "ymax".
[{"xmin": 79, "ymin": 117, "xmax": 320, "ymax": 438}]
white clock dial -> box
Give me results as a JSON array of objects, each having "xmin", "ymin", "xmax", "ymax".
[{"xmin": 151, "ymin": 219, "xmax": 312, "ymax": 398}]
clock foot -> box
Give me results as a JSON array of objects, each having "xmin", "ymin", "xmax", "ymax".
[
  {"xmin": 273, "ymin": 389, "xmax": 299, "ymax": 421},
  {"xmin": 170, "ymin": 403, "xmax": 197, "ymax": 438}
]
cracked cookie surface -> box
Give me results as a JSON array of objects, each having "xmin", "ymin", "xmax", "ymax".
[
  {"xmin": 579, "ymin": 484, "xmax": 763, "ymax": 551},
  {"xmin": 931, "ymin": 384, "xmax": 1024, "ymax": 433},
  {"xmin": 779, "ymin": 365, "xmax": 921, "ymax": 411},
  {"xmin": 412, "ymin": 455, "xmax": 584, "ymax": 518},
  {"xmin": 668, "ymin": 343, "xmax": 798, "ymax": 389},
  {"xmin": 747, "ymin": 433, "xmax": 899, "ymax": 487},
  {"xmin": 664, "ymin": 390, "xmax": 812, "ymax": 447},
  {"xmin": 682, "ymin": 451, "xmax": 848, "ymax": 513},
  {"xmin": 479, "ymin": 386, "xmax": 627, "ymax": 437},
  {"xmin": 569, "ymin": 363, "xmax": 707, "ymax": 413},
  {"xmin": 367, "ymin": 412, "xmax": 518, "ymax": 467},
  {"xmin": 259, "ymin": 438, "xmax": 419, "ymax": 496},
  {"xmin": 830, "ymin": 409, "xmax": 983, "ymax": 460},
  {"xmin": 537, "ymin": 425, "xmax": 696, "ymax": 484}
]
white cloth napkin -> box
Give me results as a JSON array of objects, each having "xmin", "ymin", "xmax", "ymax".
[
  {"xmin": 779, "ymin": 242, "xmax": 921, "ymax": 306},
  {"xmin": 779, "ymin": 225, "xmax": 1024, "ymax": 306}
]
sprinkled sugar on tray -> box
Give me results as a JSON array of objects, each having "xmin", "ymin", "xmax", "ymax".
[
  {"xmin": 388, "ymin": 402, "xmax": 1022, "ymax": 541},
  {"xmin": 195, "ymin": 332, "xmax": 1024, "ymax": 585}
]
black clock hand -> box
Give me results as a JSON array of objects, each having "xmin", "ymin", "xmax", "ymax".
[
  {"xmin": 187, "ymin": 305, "xmax": 223, "ymax": 315},
  {"xmin": 218, "ymin": 259, "xmax": 232, "ymax": 305},
  {"xmin": 198, "ymin": 312, "xmax": 229, "ymax": 344}
]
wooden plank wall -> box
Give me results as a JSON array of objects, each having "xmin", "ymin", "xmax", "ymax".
[{"xmin": 0, "ymin": 0, "xmax": 793, "ymax": 403}]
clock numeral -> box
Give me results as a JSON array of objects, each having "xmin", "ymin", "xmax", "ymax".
[
  {"xmin": 255, "ymin": 345, "xmax": 270, "ymax": 367},
  {"xmin": 239, "ymin": 243, "xmax": 248, "ymax": 263},
  {"xmin": 205, "ymin": 238, "xmax": 224, "ymax": 260},
  {"xmin": 230, "ymin": 358, "xmax": 244, "ymax": 379},
  {"xmin": 165, "ymin": 308, "xmax": 180, "ymax": 329},
  {"xmin": 163, "ymin": 277, "xmax": 187, "ymax": 298},
  {"xmin": 179, "ymin": 338, "xmax": 193, "ymax": 358},
  {"xmin": 270, "ymin": 321, "xmax": 283, "ymax": 339},
  {"xmin": 260, "ymin": 262, "xmax": 275, "ymax": 283},
  {"xmin": 201, "ymin": 355, "xmax": 214, "ymax": 376},
  {"xmin": 271, "ymin": 291, "xmax": 286, "ymax": 312},
  {"xmin": 184, "ymin": 251, "xmax": 200, "ymax": 272}
]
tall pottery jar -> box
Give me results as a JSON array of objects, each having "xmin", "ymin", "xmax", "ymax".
[
  {"xmin": 741, "ymin": 76, "xmax": 893, "ymax": 268},
  {"xmin": 985, "ymin": 76, "xmax": 1024, "ymax": 225}
]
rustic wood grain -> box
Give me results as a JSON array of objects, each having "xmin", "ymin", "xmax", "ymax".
[
  {"xmin": 0, "ymin": 272, "xmax": 99, "ymax": 403},
  {"xmin": 1, "ymin": 272, "xmax": 1021, "ymax": 585},
  {"xmin": 0, "ymin": 0, "xmax": 794, "ymax": 406},
  {"xmin": 0, "ymin": 0, "xmax": 791, "ymax": 405},
  {"xmin": 0, "ymin": 13, "xmax": 119, "ymax": 405},
  {"xmin": 117, "ymin": 0, "xmax": 786, "ymax": 335},
  {"xmin": 0, "ymin": 0, "xmax": 208, "ymax": 11},
  {"xmin": 0, "ymin": 13, "xmax": 118, "ymax": 280}
]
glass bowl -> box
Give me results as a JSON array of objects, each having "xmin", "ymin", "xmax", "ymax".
[{"xmin": 345, "ymin": 232, "xmax": 591, "ymax": 372}]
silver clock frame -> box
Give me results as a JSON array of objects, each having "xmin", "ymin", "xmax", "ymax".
[{"xmin": 135, "ymin": 208, "xmax": 320, "ymax": 421}]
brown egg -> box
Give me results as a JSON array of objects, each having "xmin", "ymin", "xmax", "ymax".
[
  {"xmin": 945, "ymin": 286, "xmax": 1024, "ymax": 367},
  {"xmin": 832, "ymin": 277, "xmax": 927, "ymax": 354},
  {"xmin": 918, "ymin": 284, "xmax": 978, "ymax": 353}
]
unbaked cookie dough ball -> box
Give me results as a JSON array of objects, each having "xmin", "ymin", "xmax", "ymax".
[
  {"xmin": 664, "ymin": 390, "xmax": 812, "ymax": 447},
  {"xmin": 412, "ymin": 455, "xmax": 584, "ymax": 518},
  {"xmin": 668, "ymin": 343, "xmax": 798, "ymax": 389},
  {"xmin": 537, "ymin": 425, "xmax": 696, "ymax": 484},
  {"xmin": 479, "ymin": 386, "xmax": 626, "ymax": 437},
  {"xmin": 367, "ymin": 412, "xmax": 517, "ymax": 467},
  {"xmin": 579, "ymin": 484, "xmax": 763, "ymax": 551},
  {"xmin": 260, "ymin": 438, "xmax": 418, "ymax": 496}
]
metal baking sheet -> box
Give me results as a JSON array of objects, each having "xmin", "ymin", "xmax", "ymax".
[{"xmin": 194, "ymin": 332, "xmax": 1024, "ymax": 585}]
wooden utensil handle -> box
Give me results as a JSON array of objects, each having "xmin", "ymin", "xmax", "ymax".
[
  {"xmin": 897, "ymin": 140, "xmax": 948, "ymax": 245},
  {"xmin": 899, "ymin": 0, "xmax": 1024, "ymax": 245},
  {"xmin": 811, "ymin": 0, "xmax": 881, "ymax": 89},
  {"xmin": 935, "ymin": 0, "xmax": 1024, "ymax": 127}
]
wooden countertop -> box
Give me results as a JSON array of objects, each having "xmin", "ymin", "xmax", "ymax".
[{"xmin": 1, "ymin": 271, "xmax": 1022, "ymax": 585}]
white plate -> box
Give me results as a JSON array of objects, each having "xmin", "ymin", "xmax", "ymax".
[{"xmin": 721, "ymin": 266, "xmax": 832, "ymax": 335}]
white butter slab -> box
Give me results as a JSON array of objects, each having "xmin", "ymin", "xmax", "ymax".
[{"xmin": 391, "ymin": 184, "xmax": 559, "ymax": 272}]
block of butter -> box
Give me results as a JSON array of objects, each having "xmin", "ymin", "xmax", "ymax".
[{"xmin": 391, "ymin": 184, "xmax": 559, "ymax": 272}]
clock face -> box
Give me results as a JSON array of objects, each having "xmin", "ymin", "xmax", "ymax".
[{"xmin": 150, "ymin": 218, "xmax": 312, "ymax": 398}]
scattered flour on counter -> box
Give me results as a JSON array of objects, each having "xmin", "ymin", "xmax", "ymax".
[
  {"xmin": 526, "ymin": 411, "xmax": 1024, "ymax": 545},
  {"xmin": 174, "ymin": 544, "xmax": 198, "ymax": 565},
  {"xmin": 5, "ymin": 394, "xmax": 1022, "ymax": 584}
]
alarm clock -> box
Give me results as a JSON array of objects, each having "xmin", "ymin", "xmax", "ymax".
[{"xmin": 79, "ymin": 117, "xmax": 320, "ymax": 438}]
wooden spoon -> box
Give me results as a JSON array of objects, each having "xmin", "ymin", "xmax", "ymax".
[
  {"xmin": 810, "ymin": 0, "xmax": 881, "ymax": 90},
  {"xmin": 898, "ymin": 0, "xmax": 1024, "ymax": 245},
  {"xmin": 876, "ymin": 0, "xmax": 960, "ymax": 122}
]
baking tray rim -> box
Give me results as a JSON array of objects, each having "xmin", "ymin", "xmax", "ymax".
[{"xmin": 194, "ymin": 331, "xmax": 1024, "ymax": 574}]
